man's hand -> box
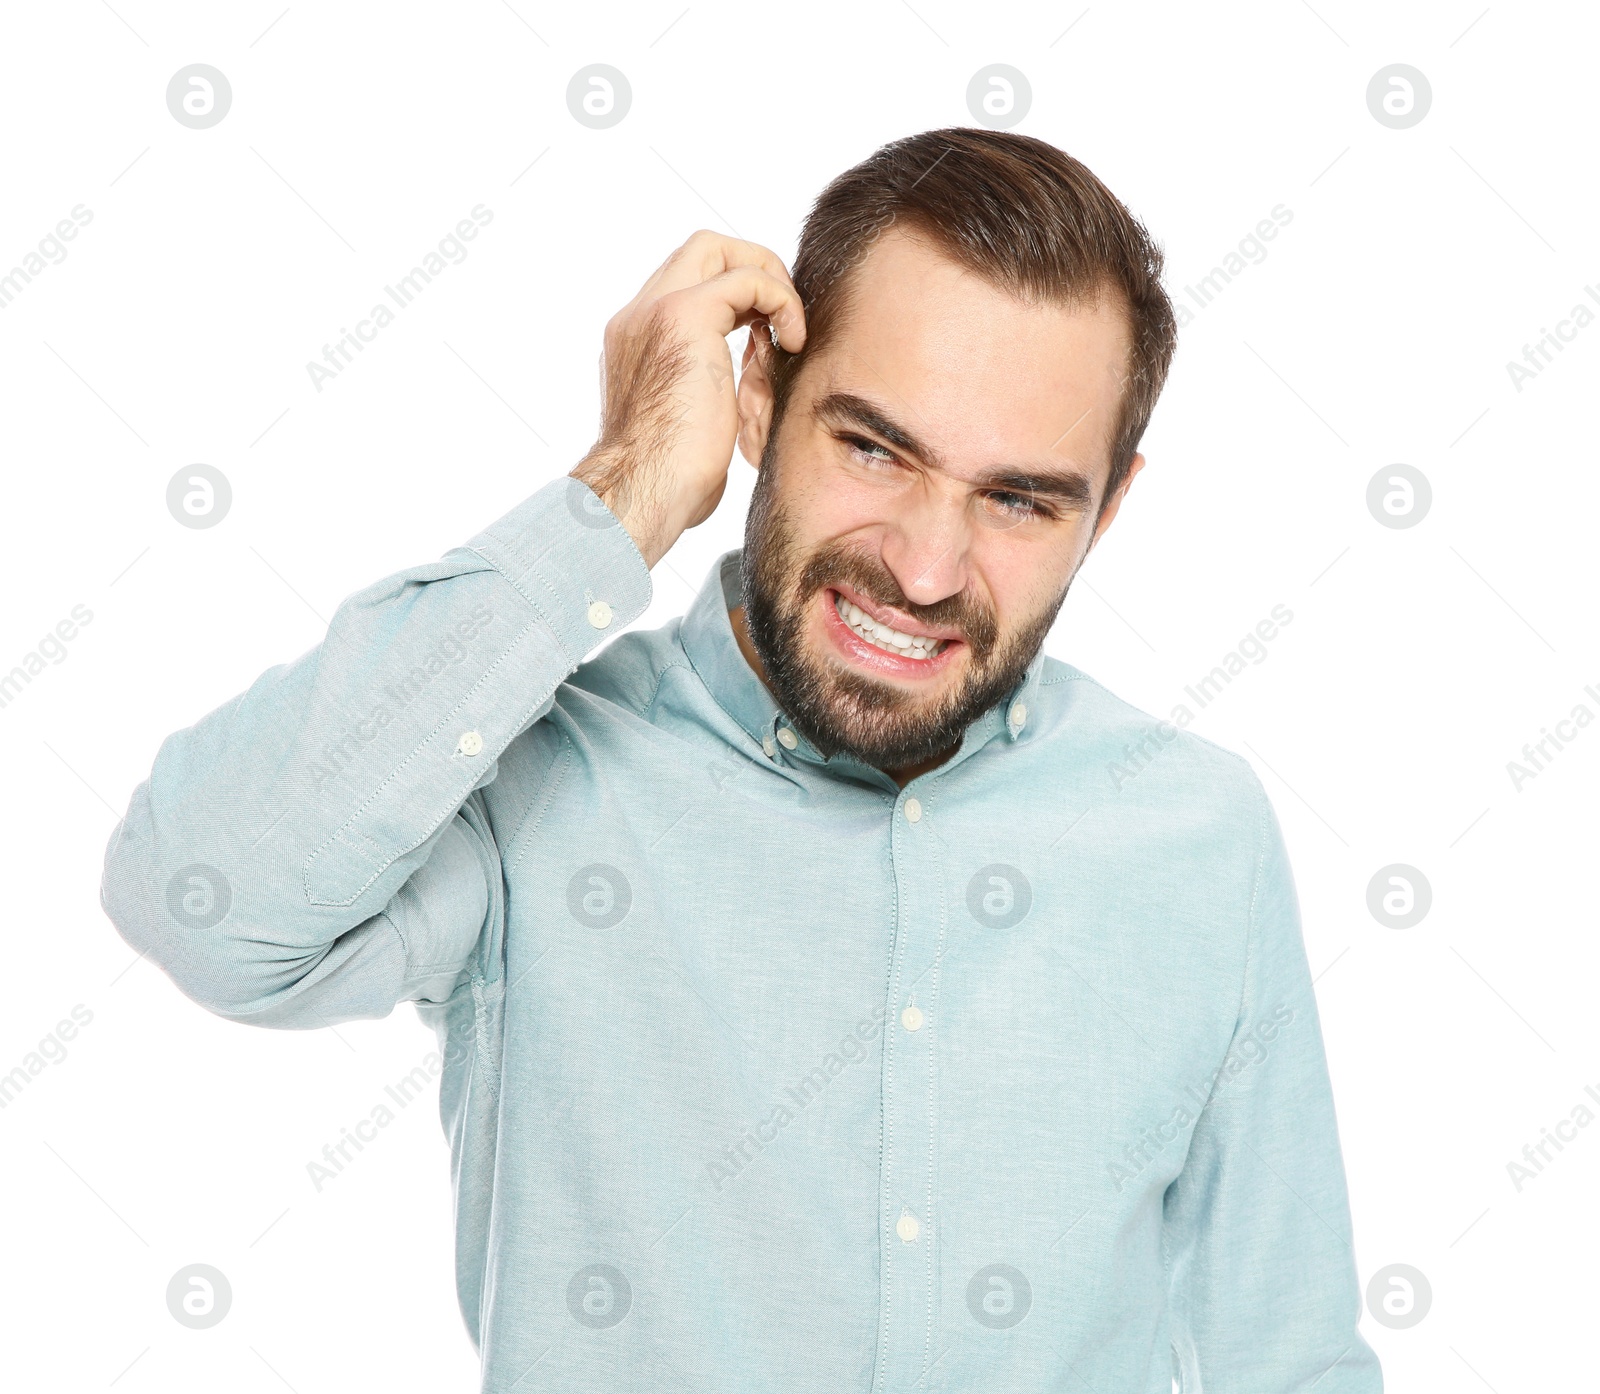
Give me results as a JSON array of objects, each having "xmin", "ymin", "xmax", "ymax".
[{"xmin": 570, "ymin": 230, "xmax": 807, "ymax": 570}]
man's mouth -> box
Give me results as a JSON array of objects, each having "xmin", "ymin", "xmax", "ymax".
[
  {"xmin": 832, "ymin": 592, "xmax": 950, "ymax": 658},
  {"xmin": 817, "ymin": 584, "xmax": 964, "ymax": 678}
]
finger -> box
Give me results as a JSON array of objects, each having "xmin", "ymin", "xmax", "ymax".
[
  {"xmin": 666, "ymin": 266, "xmax": 807, "ymax": 352},
  {"xmin": 635, "ymin": 230, "xmax": 796, "ymax": 305}
]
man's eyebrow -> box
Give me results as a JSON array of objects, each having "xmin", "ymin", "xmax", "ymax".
[
  {"xmin": 977, "ymin": 466, "xmax": 1095, "ymax": 508},
  {"xmin": 813, "ymin": 390, "xmax": 1098, "ymax": 509},
  {"xmin": 814, "ymin": 391, "xmax": 933, "ymax": 461}
]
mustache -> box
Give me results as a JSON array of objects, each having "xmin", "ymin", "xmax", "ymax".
[{"xmin": 795, "ymin": 544, "xmax": 1000, "ymax": 659}]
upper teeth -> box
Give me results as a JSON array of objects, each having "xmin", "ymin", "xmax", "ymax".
[{"xmin": 834, "ymin": 593, "xmax": 947, "ymax": 658}]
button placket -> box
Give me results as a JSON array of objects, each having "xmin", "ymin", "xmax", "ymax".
[{"xmin": 876, "ymin": 788, "xmax": 941, "ymax": 1393}]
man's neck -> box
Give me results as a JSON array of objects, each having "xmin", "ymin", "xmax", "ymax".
[{"xmin": 727, "ymin": 602, "xmax": 957, "ymax": 789}]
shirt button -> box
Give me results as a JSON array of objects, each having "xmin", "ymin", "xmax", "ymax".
[
  {"xmin": 761, "ymin": 735, "xmax": 776, "ymax": 758},
  {"xmin": 777, "ymin": 726, "xmax": 798, "ymax": 749},
  {"xmin": 587, "ymin": 600, "xmax": 613, "ymax": 629},
  {"xmin": 896, "ymin": 1211, "xmax": 920, "ymax": 1243},
  {"xmin": 456, "ymin": 730, "xmax": 483, "ymax": 757},
  {"xmin": 901, "ymin": 1005, "xmax": 924, "ymax": 1032},
  {"xmin": 903, "ymin": 797, "xmax": 922, "ymax": 823},
  {"xmin": 1010, "ymin": 702, "xmax": 1027, "ymax": 730}
]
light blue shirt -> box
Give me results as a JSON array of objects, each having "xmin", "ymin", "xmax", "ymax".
[{"xmin": 101, "ymin": 474, "xmax": 1381, "ymax": 1392}]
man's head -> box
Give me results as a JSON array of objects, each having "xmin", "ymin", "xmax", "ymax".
[{"xmin": 733, "ymin": 128, "xmax": 1177, "ymax": 773}]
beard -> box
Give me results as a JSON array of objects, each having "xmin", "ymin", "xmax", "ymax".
[{"xmin": 737, "ymin": 435, "xmax": 1071, "ymax": 772}]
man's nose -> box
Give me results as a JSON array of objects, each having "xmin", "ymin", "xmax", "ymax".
[{"xmin": 880, "ymin": 493, "xmax": 971, "ymax": 608}]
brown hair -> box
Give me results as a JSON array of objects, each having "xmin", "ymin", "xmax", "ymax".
[{"xmin": 766, "ymin": 127, "xmax": 1177, "ymax": 511}]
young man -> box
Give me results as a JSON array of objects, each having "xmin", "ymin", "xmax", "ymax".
[{"xmin": 102, "ymin": 129, "xmax": 1381, "ymax": 1391}]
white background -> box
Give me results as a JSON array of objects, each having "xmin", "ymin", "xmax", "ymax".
[{"xmin": 2, "ymin": 1, "xmax": 1594, "ymax": 1389}]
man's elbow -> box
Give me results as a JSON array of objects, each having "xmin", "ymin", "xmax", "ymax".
[{"xmin": 99, "ymin": 839, "xmax": 404, "ymax": 1028}]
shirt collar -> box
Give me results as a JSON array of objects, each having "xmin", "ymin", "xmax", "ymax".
[{"xmin": 678, "ymin": 549, "xmax": 1046, "ymax": 782}]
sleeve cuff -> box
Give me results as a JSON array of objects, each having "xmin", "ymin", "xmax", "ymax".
[{"xmin": 462, "ymin": 474, "xmax": 653, "ymax": 664}]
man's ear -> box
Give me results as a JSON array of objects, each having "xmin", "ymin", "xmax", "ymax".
[
  {"xmin": 1087, "ymin": 452, "xmax": 1145, "ymax": 550},
  {"xmin": 736, "ymin": 327, "xmax": 778, "ymax": 469}
]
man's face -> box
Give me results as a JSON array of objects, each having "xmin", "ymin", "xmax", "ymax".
[{"xmin": 735, "ymin": 228, "xmax": 1140, "ymax": 772}]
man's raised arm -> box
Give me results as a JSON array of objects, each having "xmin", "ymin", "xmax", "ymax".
[
  {"xmin": 99, "ymin": 479, "xmax": 651, "ymax": 1028},
  {"xmin": 99, "ymin": 229, "xmax": 805, "ymax": 1031}
]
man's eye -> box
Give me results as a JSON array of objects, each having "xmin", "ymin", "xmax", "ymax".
[
  {"xmin": 844, "ymin": 435, "xmax": 898, "ymax": 466},
  {"xmin": 987, "ymin": 490, "xmax": 1043, "ymax": 520}
]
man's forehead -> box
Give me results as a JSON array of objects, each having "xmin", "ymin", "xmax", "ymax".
[
  {"xmin": 841, "ymin": 225, "xmax": 1130, "ymax": 349},
  {"xmin": 800, "ymin": 229, "xmax": 1132, "ymax": 474}
]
